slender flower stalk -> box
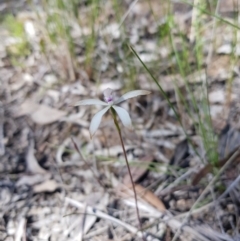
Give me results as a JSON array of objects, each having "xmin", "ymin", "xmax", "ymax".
[
  {"xmin": 75, "ymin": 88, "xmax": 150, "ymax": 240},
  {"xmin": 111, "ymin": 107, "xmax": 145, "ymax": 240}
]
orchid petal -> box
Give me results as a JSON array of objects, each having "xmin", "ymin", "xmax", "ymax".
[
  {"xmin": 75, "ymin": 99, "xmax": 108, "ymax": 106},
  {"xmin": 112, "ymin": 105, "xmax": 132, "ymax": 128},
  {"xmin": 89, "ymin": 106, "xmax": 110, "ymax": 137},
  {"xmin": 113, "ymin": 90, "xmax": 150, "ymax": 105}
]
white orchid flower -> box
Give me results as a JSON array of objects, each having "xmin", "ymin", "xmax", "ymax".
[{"xmin": 75, "ymin": 88, "xmax": 150, "ymax": 137}]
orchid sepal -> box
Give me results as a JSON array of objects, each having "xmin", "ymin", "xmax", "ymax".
[
  {"xmin": 113, "ymin": 90, "xmax": 151, "ymax": 105},
  {"xmin": 112, "ymin": 105, "xmax": 132, "ymax": 128},
  {"xmin": 89, "ymin": 106, "xmax": 110, "ymax": 137},
  {"xmin": 75, "ymin": 99, "xmax": 108, "ymax": 106},
  {"xmin": 75, "ymin": 88, "xmax": 150, "ymax": 137}
]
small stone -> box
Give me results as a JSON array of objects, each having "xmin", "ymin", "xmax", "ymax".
[
  {"xmin": 24, "ymin": 21, "xmax": 36, "ymax": 38},
  {"xmin": 117, "ymin": 64, "xmax": 123, "ymax": 73},
  {"xmin": 176, "ymin": 199, "xmax": 187, "ymax": 211},
  {"xmin": 23, "ymin": 73, "xmax": 33, "ymax": 83},
  {"xmin": 133, "ymin": 148, "xmax": 144, "ymax": 157},
  {"xmin": 227, "ymin": 204, "xmax": 235, "ymax": 212},
  {"xmin": 169, "ymin": 200, "xmax": 176, "ymax": 209},
  {"xmin": 44, "ymin": 74, "xmax": 58, "ymax": 85}
]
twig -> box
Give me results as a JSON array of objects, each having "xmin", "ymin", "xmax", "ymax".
[
  {"xmin": 71, "ymin": 137, "xmax": 106, "ymax": 189},
  {"xmin": 65, "ymin": 197, "xmax": 154, "ymax": 241},
  {"xmin": 0, "ymin": 102, "xmax": 4, "ymax": 156},
  {"xmin": 63, "ymin": 38, "xmax": 75, "ymax": 81},
  {"xmin": 175, "ymin": 194, "xmax": 240, "ymax": 220},
  {"xmin": 80, "ymin": 204, "xmax": 87, "ymax": 241},
  {"xmin": 219, "ymin": 174, "xmax": 240, "ymax": 200},
  {"xmin": 15, "ymin": 218, "xmax": 26, "ymax": 241},
  {"xmin": 205, "ymin": 0, "xmax": 220, "ymax": 66},
  {"xmin": 210, "ymin": 187, "xmax": 224, "ymax": 233},
  {"xmin": 118, "ymin": 0, "xmax": 139, "ymax": 28},
  {"xmin": 175, "ymin": 202, "xmax": 213, "ymax": 220},
  {"xmin": 83, "ymin": 226, "xmax": 108, "ymax": 239},
  {"xmin": 156, "ymin": 168, "xmax": 196, "ymax": 196},
  {"xmin": 195, "ymin": 225, "xmax": 234, "ymax": 241},
  {"xmin": 171, "ymin": 147, "xmax": 240, "ymax": 241},
  {"xmin": 189, "ymin": 0, "xmax": 201, "ymax": 43},
  {"xmin": 122, "ymin": 198, "xmax": 209, "ymax": 241}
]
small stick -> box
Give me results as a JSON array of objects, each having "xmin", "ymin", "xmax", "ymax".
[
  {"xmin": 122, "ymin": 197, "xmax": 209, "ymax": 241},
  {"xmin": 80, "ymin": 204, "xmax": 87, "ymax": 241},
  {"xmin": 83, "ymin": 226, "xmax": 108, "ymax": 239},
  {"xmin": 71, "ymin": 137, "xmax": 105, "ymax": 189},
  {"xmin": 171, "ymin": 147, "xmax": 240, "ymax": 241},
  {"xmin": 189, "ymin": 0, "xmax": 201, "ymax": 43},
  {"xmin": 15, "ymin": 218, "xmax": 26, "ymax": 241},
  {"xmin": 0, "ymin": 102, "xmax": 5, "ymax": 156},
  {"xmin": 65, "ymin": 197, "xmax": 152, "ymax": 240}
]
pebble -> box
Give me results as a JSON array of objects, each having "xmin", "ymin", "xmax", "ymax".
[
  {"xmin": 44, "ymin": 74, "xmax": 58, "ymax": 85},
  {"xmin": 176, "ymin": 199, "xmax": 194, "ymax": 211},
  {"xmin": 169, "ymin": 200, "xmax": 176, "ymax": 209},
  {"xmin": 227, "ymin": 204, "xmax": 235, "ymax": 212},
  {"xmin": 176, "ymin": 199, "xmax": 187, "ymax": 211}
]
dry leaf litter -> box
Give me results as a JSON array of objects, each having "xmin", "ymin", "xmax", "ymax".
[{"xmin": 1, "ymin": 0, "xmax": 240, "ymax": 241}]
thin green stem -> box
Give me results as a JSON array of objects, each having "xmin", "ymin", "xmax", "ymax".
[
  {"xmin": 129, "ymin": 45, "xmax": 203, "ymax": 163},
  {"xmin": 111, "ymin": 108, "xmax": 145, "ymax": 241},
  {"xmin": 182, "ymin": 0, "xmax": 240, "ymax": 30}
]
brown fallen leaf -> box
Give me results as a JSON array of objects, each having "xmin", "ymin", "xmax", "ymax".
[
  {"xmin": 135, "ymin": 184, "xmax": 166, "ymax": 212},
  {"xmin": 119, "ymin": 172, "xmax": 166, "ymax": 212},
  {"xmin": 121, "ymin": 154, "xmax": 165, "ymax": 211}
]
